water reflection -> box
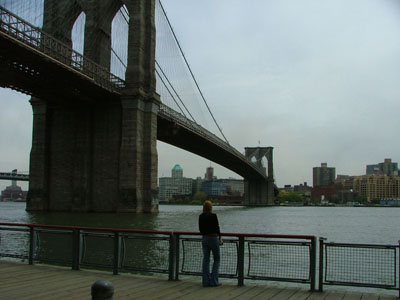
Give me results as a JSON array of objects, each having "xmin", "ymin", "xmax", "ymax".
[{"xmin": 27, "ymin": 210, "xmax": 159, "ymax": 230}]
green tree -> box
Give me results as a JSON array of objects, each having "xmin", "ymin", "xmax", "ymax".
[
  {"xmin": 371, "ymin": 198, "xmax": 381, "ymax": 205},
  {"xmin": 278, "ymin": 191, "xmax": 303, "ymax": 203},
  {"xmin": 356, "ymin": 196, "xmax": 368, "ymax": 204},
  {"xmin": 193, "ymin": 191, "xmax": 208, "ymax": 203}
]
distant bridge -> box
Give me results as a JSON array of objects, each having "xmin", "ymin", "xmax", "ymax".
[{"xmin": 0, "ymin": 171, "xmax": 29, "ymax": 182}]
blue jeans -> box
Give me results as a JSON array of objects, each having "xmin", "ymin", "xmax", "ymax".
[{"xmin": 202, "ymin": 235, "xmax": 220, "ymax": 286}]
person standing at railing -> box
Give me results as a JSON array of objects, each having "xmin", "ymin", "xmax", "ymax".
[{"xmin": 198, "ymin": 200, "xmax": 222, "ymax": 287}]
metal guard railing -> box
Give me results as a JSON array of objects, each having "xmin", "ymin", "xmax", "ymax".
[
  {"xmin": 0, "ymin": 6, "xmax": 125, "ymax": 94},
  {"xmin": 0, "ymin": 223, "xmax": 316, "ymax": 290},
  {"xmin": 319, "ymin": 238, "xmax": 400, "ymax": 295},
  {"xmin": 1, "ymin": 223, "xmax": 399, "ymax": 296}
]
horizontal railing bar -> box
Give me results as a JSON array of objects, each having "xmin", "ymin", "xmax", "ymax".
[
  {"xmin": 0, "ymin": 223, "xmax": 173, "ymax": 235},
  {"xmin": 0, "ymin": 223, "xmax": 316, "ymax": 240},
  {"xmin": 246, "ymin": 276, "xmax": 310, "ymax": 283},
  {"xmin": 180, "ymin": 271, "xmax": 237, "ymax": 279},
  {"xmin": 174, "ymin": 230, "xmax": 316, "ymax": 240},
  {"xmin": 324, "ymin": 281, "xmax": 397, "ymax": 289},
  {"xmin": 325, "ymin": 242, "xmax": 398, "ymax": 249},
  {"xmin": 248, "ymin": 240, "xmax": 312, "ymax": 245}
]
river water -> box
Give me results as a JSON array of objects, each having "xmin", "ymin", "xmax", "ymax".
[{"xmin": 1, "ymin": 202, "xmax": 399, "ymax": 244}]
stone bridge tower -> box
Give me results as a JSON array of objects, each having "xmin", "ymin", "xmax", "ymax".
[
  {"xmin": 27, "ymin": 0, "xmax": 160, "ymax": 212},
  {"xmin": 244, "ymin": 147, "xmax": 275, "ymax": 205}
]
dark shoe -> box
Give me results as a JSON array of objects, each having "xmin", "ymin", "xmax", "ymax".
[{"xmin": 211, "ymin": 283, "xmax": 222, "ymax": 287}]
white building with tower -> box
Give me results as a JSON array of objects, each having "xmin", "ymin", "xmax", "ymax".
[{"xmin": 159, "ymin": 165, "xmax": 193, "ymax": 202}]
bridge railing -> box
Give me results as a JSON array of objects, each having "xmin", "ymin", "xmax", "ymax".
[
  {"xmin": 173, "ymin": 231, "xmax": 317, "ymax": 291},
  {"xmin": 1, "ymin": 222, "xmax": 399, "ymax": 296},
  {"xmin": 319, "ymin": 238, "xmax": 400, "ymax": 295},
  {"xmin": 0, "ymin": 223, "xmax": 316, "ymax": 290},
  {"xmin": 0, "ymin": 6, "xmax": 125, "ymax": 93},
  {"xmin": 159, "ymin": 104, "xmax": 266, "ymax": 177}
]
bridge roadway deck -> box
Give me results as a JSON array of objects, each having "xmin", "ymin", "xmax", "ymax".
[{"xmin": 0, "ymin": 262, "xmax": 396, "ymax": 300}]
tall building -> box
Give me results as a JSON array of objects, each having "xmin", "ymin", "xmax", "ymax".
[
  {"xmin": 366, "ymin": 158, "xmax": 398, "ymax": 176},
  {"xmin": 159, "ymin": 165, "xmax": 193, "ymax": 202},
  {"xmin": 204, "ymin": 166, "xmax": 215, "ymax": 181},
  {"xmin": 313, "ymin": 163, "xmax": 335, "ymax": 187}
]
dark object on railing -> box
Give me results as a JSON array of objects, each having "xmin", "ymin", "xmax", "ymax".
[{"xmin": 91, "ymin": 280, "xmax": 114, "ymax": 300}]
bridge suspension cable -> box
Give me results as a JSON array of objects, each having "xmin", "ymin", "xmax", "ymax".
[
  {"xmin": 157, "ymin": 0, "xmax": 230, "ymax": 145},
  {"xmin": 155, "ymin": 61, "xmax": 197, "ymax": 123}
]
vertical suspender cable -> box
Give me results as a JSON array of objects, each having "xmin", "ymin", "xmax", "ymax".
[{"xmin": 158, "ymin": 0, "xmax": 230, "ymax": 145}]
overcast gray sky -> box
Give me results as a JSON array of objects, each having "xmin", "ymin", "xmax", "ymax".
[{"xmin": 1, "ymin": 0, "xmax": 400, "ymax": 192}]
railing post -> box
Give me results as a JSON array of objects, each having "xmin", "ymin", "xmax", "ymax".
[
  {"xmin": 28, "ymin": 226, "xmax": 36, "ymax": 265},
  {"xmin": 72, "ymin": 229, "xmax": 81, "ymax": 270},
  {"xmin": 309, "ymin": 237, "xmax": 317, "ymax": 291},
  {"xmin": 238, "ymin": 236, "xmax": 245, "ymax": 286},
  {"xmin": 318, "ymin": 237, "xmax": 326, "ymax": 292},
  {"xmin": 168, "ymin": 234, "xmax": 176, "ymax": 281},
  {"xmin": 113, "ymin": 232, "xmax": 120, "ymax": 275},
  {"xmin": 175, "ymin": 234, "xmax": 180, "ymax": 281}
]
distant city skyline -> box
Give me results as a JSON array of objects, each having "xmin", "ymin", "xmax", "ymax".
[{"xmin": 1, "ymin": 157, "xmax": 400, "ymax": 192}]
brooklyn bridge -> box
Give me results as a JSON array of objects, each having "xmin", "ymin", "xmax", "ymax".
[{"xmin": 0, "ymin": 0, "xmax": 275, "ymax": 212}]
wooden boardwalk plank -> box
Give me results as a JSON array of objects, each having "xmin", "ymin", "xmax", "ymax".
[
  {"xmin": 360, "ymin": 294, "xmax": 379, "ymax": 300},
  {"xmin": 0, "ymin": 262, "xmax": 397, "ymax": 300},
  {"xmin": 249, "ymin": 286, "xmax": 285, "ymax": 300},
  {"xmin": 287, "ymin": 289, "xmax": 315, "ymax": 300},
  {"xmin": 325, "ymin": 291, "xmax": 346, "ymax": 300},
  {"xmin": 270, "ymin": 287, "xmax": 301, "ymax": 300},
  {"xmin": 343, "ymin": 292, "xmax": 363, "ymax": 300}
]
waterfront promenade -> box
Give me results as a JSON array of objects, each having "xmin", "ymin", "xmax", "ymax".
[{"xmin": 0, "ymin": 262, "xmax": 396, "ymax": 300}]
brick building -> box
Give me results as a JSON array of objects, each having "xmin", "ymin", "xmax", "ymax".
[{"xmin": 352, "ymin": 175, "xmax": 400, "ymax": 201}]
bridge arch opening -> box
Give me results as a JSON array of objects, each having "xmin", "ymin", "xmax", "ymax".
[
  {"xmin": 71, "ymin": 11, "xmax": 86, "ymax": 57},
  {"xmin": 111, "ymin": 5, "xmax": 129, "ymax": 80},
  {"xmin": 0, "ymin": 89, "xmax": 32, "ymax": 195}
]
